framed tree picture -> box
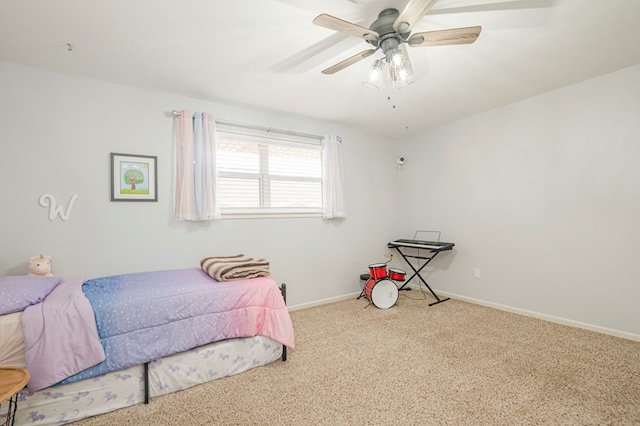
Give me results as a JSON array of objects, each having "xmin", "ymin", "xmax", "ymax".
[{"xmin": 110, "ymin": 153, "xmax": 158, "ymax": 202}]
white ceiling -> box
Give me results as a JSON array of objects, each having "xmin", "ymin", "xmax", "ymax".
[{"xmin": 2, "ymin": 0, "xmax": 639, "ymax": 138}]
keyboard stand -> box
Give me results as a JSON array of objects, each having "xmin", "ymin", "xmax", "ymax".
[{"xmin": 389, "ymin": 245, "xmax": 450, "ymax": 306}]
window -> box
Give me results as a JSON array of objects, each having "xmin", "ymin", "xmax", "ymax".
[{"xmin": 216, "ymin": 127, "xmax": 323, "ymax": 217}]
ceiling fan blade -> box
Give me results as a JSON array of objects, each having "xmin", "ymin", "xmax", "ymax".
[
  {"xmin": 408, "ymin": 26, "xmax": 482, "ymax": 47},
  {"xmin": 428, "ymin": 0, "xmax": 555, "ymax": 15},
  {"xmin": 321, "ymin": 49, "xmax": 377, "ymax": 75},
  {"xmin": 313, "ymin": 14, "xmax": 379, "ymax": 41},
  {"xmin": 393, "ymin": 0, "xmax": 440, "ymax": 34}
]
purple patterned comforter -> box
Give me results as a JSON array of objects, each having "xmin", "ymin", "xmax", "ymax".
[{"xmin": 22, "ymin": 268, "xmax": 294, "ymax": 392}]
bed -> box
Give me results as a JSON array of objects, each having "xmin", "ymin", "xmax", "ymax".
[{"xmin": 0, "ymin": 266, "xmax": 294, "ymax": 425}]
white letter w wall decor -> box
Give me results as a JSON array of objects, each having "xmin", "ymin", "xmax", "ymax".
[{"xmin": 39, "ymin": 194, "xmax": 79, "ymax": 221}]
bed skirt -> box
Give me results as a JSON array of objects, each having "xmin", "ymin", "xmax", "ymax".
[{"xmin": 15, "ymin": 335, "xmax": 283, "ymax": 425}]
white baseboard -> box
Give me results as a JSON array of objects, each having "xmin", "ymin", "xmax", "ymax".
[
  {"xmin": 288, "ymin": 292, "xmax": 361, "ymax": 312},
  {"xmin": 432, "ymin": 287, "xmax": 640, "ymax": 343}
]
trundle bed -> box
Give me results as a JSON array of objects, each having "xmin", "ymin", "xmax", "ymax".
[{"xmin": 0, "ymin": 267, "xmax": 294, "ymax": 425}]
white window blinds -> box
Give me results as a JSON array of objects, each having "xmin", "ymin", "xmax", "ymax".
[{"xmin": 216, "ymin": 129, "xmax": 323, "ymax": 217}]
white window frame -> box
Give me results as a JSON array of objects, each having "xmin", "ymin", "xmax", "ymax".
[{"xmin": 216, "ymin": 124, "xmax": 324, "ymax": 219}]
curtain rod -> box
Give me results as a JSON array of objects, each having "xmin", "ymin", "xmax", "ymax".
[{"xmin": 170, "ymin": 110, "xmax": 323, "ymax": 141}]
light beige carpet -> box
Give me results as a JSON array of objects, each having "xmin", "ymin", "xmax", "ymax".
[{"xmin": 74, "ymin": 291, "xmax": 640, "ymax": 425}]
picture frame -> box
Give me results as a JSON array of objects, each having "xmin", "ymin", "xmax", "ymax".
[{"xmin": 110, "ymin": 153, "xmax": 158, "ymax": 202}]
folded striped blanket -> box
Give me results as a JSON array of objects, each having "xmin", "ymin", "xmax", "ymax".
[{"xmin": 200, "ymin": 254, "xmax": 270, "ymax": 281}]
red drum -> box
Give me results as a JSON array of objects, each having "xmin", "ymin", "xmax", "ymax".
[
  {"xmin": 368, "ymin": 263, "xmax": 388, "ymax": 280},
  {"xmin": 364, "ymin": 278, "xmax": 398, "ymax": 309},
  {"xmin": 389, "ymin": 268, "xmax": 406, "ymax": 282}
]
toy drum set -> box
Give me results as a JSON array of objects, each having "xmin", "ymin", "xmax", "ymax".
[{"xmin": 359, "ymin": 263, "xmax": 406, "ymax": 309}]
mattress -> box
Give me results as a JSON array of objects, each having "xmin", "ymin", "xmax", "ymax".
[
  {"xmin": 14, "ymin": 335, "xmax": 283, "ymax": 425},
  {"xmin": 0, "ymin": 311, "xmax": 25, "ymax": 367}
]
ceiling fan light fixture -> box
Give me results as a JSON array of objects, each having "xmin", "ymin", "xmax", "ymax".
[
  {"xmin": 389, "ymin": 63, "xmax": 414, "ymax": 89},
  {"xmin": 387, "ymin": 45, "xmax": 414, "ymax": 89},
  {"xmin": 362, "ymin": 58, "xmax": 385, "ymax": 90},
  {"xmin": 387, "ymin": 48, "xmax": 405, "ymax": 68}
]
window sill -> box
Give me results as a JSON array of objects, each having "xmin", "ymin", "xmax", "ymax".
[{"xmin": 221, "ymin": 211, "xmax": 323, "ymax": 220}]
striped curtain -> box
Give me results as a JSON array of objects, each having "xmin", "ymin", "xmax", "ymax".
[{"xmin": 173, "ymin": 110, "xmax": 220, "ymax": 220}]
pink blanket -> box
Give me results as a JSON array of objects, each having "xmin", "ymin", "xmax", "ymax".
[{"xmin": 22, "ymin": 278, "xmax": 105, "ymax": 393}]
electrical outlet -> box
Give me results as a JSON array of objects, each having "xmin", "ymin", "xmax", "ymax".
[{"xmin": 473, "ymin": 268, "xmax": 481, "ymax": 279}]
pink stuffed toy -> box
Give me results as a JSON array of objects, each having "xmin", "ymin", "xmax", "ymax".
[{"xmin": 29, "ymin": 254, "xmax": 54, "ymax": 277}]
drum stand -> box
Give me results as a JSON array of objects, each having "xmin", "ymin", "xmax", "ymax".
[{"xmin": 357, "ymin": 274, "xmax": 370, "ymax": 300}]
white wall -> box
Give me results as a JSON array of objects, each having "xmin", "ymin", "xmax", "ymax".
[
  {"xmin": 3, "ymin": 61, "xmax": 638, "ymax": 339},
  {"xmin": 398, "ymin": 64, "xmax": 640, "ymax": 339},
  {"xmin": 0, "ymin": 62, "xmax": 399, "ymax": 307}
]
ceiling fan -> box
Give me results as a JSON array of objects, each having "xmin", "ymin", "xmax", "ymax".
[{"xmin": 312, "ymin": 0, "xmax": 481, "ymax": 88}]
